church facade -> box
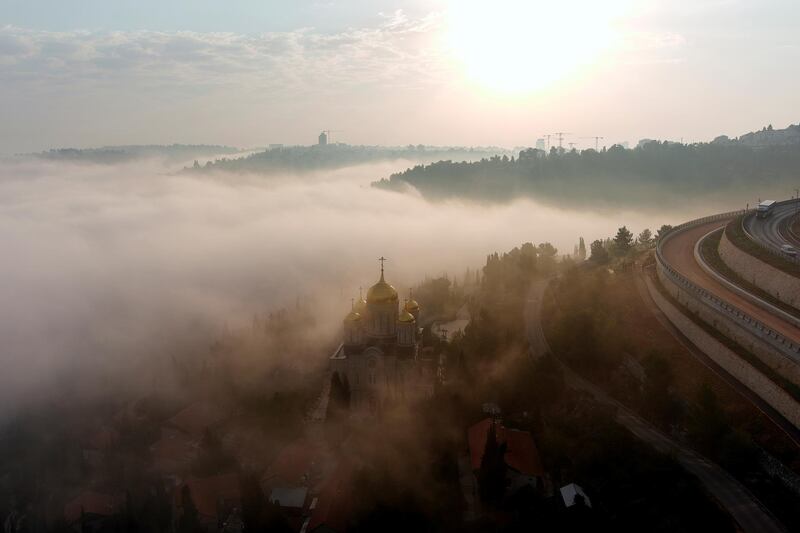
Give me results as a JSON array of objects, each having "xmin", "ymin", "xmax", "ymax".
[{"xmin": 330, "ymin": 260, "xmax": 436, "ymax": 414}]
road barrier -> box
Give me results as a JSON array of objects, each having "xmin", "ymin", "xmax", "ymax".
[
  {"xmin": 741, "ymin": 199, "xmax": 800, "ymax": 265},
  {"xmin": 656, "ymin": 211, "xmax": 800, "ymax": 364}
]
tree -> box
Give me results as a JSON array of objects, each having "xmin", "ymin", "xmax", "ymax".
[
  {"xmin": 328, "ymin": 372, "xmax": 347, "ymax": 416},
  {"xmin": 637, "ymin": 228, "xmax": 653, "ymax": 248},
  {"xmin": 642, "ymin": 354, "xmax": 682, "ymax": 427},
  {"xmin": 589, "ymin": 240, "xmax": 609, "ymax": 263},
  {"xmin": 177, "ymin": 486, "xmax": 202, "ymax": 533},
  {"xmin": 478, "ymin": 422, "xmax": 507, "ymax": 504},
  {"xmin": 537, "ymin": 242, "xmax": 557, "ymax": 257},
  {"xmin": 655, "ymin": 224, "xmax": 673, "ymax": 242},
  {"xmin": 688, "ymin": 383, "xmax": 727, "ymax": 453},
  {"xmin": 341, "ymin": 375, "xmax": 351, "ymax": 409},
  {"xmin": 613, "ymin": 226, "xmax": 634, "ymax": 256},
  {"xmin": 578, "ymin": 237, "xmax": 586, "ymax": 260}
]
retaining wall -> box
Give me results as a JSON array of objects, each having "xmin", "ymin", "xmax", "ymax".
[
  {"xmin": 647, "ymin": 276, "xmax": 800, "ymax": 429},
  {"xmin": 719, "ymin": 228, "xmax": 800, "ymax": 311},
  {"xmin": 657, "ymin": 266, "xmax": 800, "ymax": 387}
]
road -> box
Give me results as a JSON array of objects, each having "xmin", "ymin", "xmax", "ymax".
[
  {"xmin": 661, "ymin": 219, "xmax": 800, "ymax": 344},
  {"xmin": 744, "ymin": 202, "xmax": 800, "ymax": 252},
  {"xmin": 526, "ymin": 280, "xmax": 787, "ymax": 533}
]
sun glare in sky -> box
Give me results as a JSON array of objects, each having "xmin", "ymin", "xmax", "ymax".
[{"xmin": 445, "ymin": 0, "xmax": 634, "ymax": 95}]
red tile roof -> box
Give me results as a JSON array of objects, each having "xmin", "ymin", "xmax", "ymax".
[
  {"xmin": 151, "ymin": 427, "xmax": 199, "ymax": 472},
  {"xmin": 467, "ymin": 418, "xmax": 544, "ymax": 477},
  {"xmin": 64, "ymin": 492, "xmax": 120, "ymax": 523},
  {"xmin": 177, "ymin": 472, "xmax": 241, "ymax": 521},
  {"xmin": 261, "ymin": 440, "xmax": 321, "ymax": 488},
  {"xmin": 84, "ymin": 426, "xmax": 119, "ymax": 451},
  {"xmin": 307, "ymin": 464, "xmax": 352, "ymax": 533},
  {"xmin": 168, "ymin": 401, "xmax": 227, "ymax": 436}
]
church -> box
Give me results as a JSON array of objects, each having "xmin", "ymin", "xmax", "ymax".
[{"xmin": 330, "ymin": 258, "xmax": 437, "ymax": 414}]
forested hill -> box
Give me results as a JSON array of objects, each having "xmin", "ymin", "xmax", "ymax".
[
  {"xmin": 372, "ymin": 142, "xmax": 800, "ymax": 209},
  {"xmin": 35, "ymin": 144, "xmax": 241, "ymax": 165},
  {"xmin": 185, "ymin": 144, "xmax": 508, "ymax": 175}
]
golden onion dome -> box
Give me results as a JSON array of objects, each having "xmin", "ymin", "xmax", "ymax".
[
  {"xmin": 367, "ymin": 273, "xmax": 398, "ymax": 304},
  {"xmin": 354, "ymin": 297, "xmax": 367, "ymax": 313},
  {"xmin": 344, "ymin": 310, "xmax": 362, "ymax": 322},
  {"xmin": 404, "ymin": 299, "xmax": 420, "ymax": 312},
  {"xmin": 398, "ymin": 309, "xmax": 416, "ymax": 323}
]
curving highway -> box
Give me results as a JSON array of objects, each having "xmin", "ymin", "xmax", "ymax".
[
  {"xmin": 660, "ymin": 219, "xmax": 800, "ymax": 344},
  {"xmin": 744, "ymin": 201, "xmax": 800, "ymax": 254}
]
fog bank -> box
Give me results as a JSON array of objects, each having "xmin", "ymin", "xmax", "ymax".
[{"xmin": 0, "ymin": 156, "xmax": 699, "ymax": 417}]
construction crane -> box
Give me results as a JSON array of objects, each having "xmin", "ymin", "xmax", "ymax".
[
  {"xmin": 552, "ymin": 132, "xmax": 571, "ymax": 149},
  {"xmin": 580, "ymin": 136, "xmax": 605, "ymax": 151}
]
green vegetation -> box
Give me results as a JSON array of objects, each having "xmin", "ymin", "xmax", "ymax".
[
  {"xmin": 36, "ymin": 144, "xmax": 240, "ymax": 165},
  {"xmin": 438, "ymin": 242, "xmax": 736, "ymax": 531},
  {"xmin": 547, "ymin": 264, "xmax": 769, "ymax": 469},
  {"xmin": 545, "ymin": 261, "xmax": 800, "ymax": 531},
  {"xmin": 613, "ymin": 226, "xmax": 634, "ymax": 256},
  {"xmin": 188, "ymin": 144, "xmax": 507, "ymax": 175},
  {"xmin": 373, "ymin": 141, "xmax": 800, "ymax": 208}
]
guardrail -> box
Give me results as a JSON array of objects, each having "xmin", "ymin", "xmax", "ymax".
[
  {"xmin": 741, "ymin": 198, "xmax": 800, "ymax": 265},
  {"xmin": 656, "ymin": 210, "xmax": 800, "ymax": 362},
  {"xmin": 693, "ymin": 227, "xmax": 800, "ymax": 329}
]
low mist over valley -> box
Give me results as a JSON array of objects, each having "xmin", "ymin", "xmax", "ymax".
[
  {"xmin": 0, "ymin": 150, "xmax": 684, "ymax": 417},
  {"xmin": 3, "ymin": 1, "xmax": 800, "ymax": 531}
]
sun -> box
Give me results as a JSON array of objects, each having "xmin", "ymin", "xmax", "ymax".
[{"xmin": 444, "ymin": 0, "xmax": 632, "ymax": 95}]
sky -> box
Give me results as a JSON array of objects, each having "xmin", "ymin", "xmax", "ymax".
[{"xmin": 1, "ymin": 0, "xmax": 799, "ymax": 153}]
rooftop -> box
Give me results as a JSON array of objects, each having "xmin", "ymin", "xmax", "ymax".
[
  {"xmin": 270, "ymin": 487, "xmax": 308, "ymax": 509},
  {"xmin": 467, "ymin": 418, "xmax": 544, "ymax": 477},
  {"xmin": 64, "ymin": 492, "xmax": 120, "ymax": 524}
]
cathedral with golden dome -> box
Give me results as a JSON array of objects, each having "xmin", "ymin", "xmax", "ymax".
[{"xmin": 330, "ymin": 258, "xmax": 436, "ymax": 414}]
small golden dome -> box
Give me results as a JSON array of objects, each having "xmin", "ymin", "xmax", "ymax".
[
  {"xmin": 404, "ymin": 299, "xmax": 419, "ymax": 312},
  {"xmin": 344, "ymin": 310, "xmax": 362, "ymax": 322},
  {"xmin": 354, "ymin": 297, "xmax": 367, "ymax": 313},
  {"xmin": 398, "ymin": 309, "xmax": 416, "ymax": 323},
  {"xmin": 367, "ymin": 274, "xmax": 398, "ymax": 304}
]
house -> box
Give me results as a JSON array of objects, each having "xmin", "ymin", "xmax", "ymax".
[
  {"xmin": 560, "ymin": 483, "xmax": 592, "ymax": 508},
  {"xmin": 63, "ymin": 491, "xmax": 122, "ymax": 532},
  {"xmin": 270, "ymin": 487, "xmax": 308, "ymax": 510},
  {"xmin": 271, "ymin": 486, "xmax": 311, "ymax": 531},
  {"xmin": 150, "ymin": 426, "xmax": 200, "ymax": 474},
  {"xmin": 168, "ymin": 401, "xmax": 228, "ymax": 437},
  {"xmin": 261, "ymin": 440, "xmax": 322, "ymax": 493},
  {"xmin": 82, "ymin": 426, "xmax": 120, "ymax": 468},
  {"xmin": 175, "ymin": 472, "xmax": 241, "ymax": 532},
  {"xmin": 467, "ymin": 418, "xmax": 545, "ymax": 494},
  {"xmin": 304, "ymin": 464, "xmax": 352, "ymax": 533}
]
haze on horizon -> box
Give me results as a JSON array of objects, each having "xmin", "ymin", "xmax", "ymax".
[{"xmin": 1, "ymin": 0, "xmax": 799, "ymax": 154}]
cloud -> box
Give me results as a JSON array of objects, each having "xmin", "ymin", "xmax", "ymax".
[{"xmin": 0, "ymin": 13, "xmax": 449, "ymax": 97}]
